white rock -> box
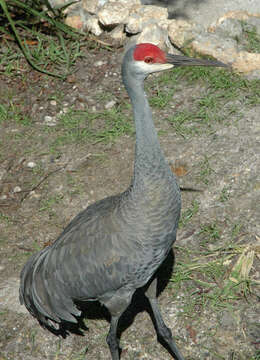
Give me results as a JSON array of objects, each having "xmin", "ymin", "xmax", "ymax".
[
  {"xmin": 168, "ymin": 19, "xmax": 194, "ymax": 49},
  {"xmin": 133, "ymin": 23, "xmax": 169, "ymax": 50},
  {"xmin": 85, "ymin": 15, "xmax": 103, "ymax": 36},
  {"xmin": 13, "ymin": 186, "xmax": 22, "ymax": 193},
  {"xmin": 44, "ymin": 115, "xmax": 53, "ymax": 122},
  {"xmin": 82, "ymin": 0, "xmax": 101, "ymax": 14},
  {"xmin": 126, "ymin": 5, "xmax": 168, "ymax": 34},
  {"xmin": 95, "ymin": 60, "xmax": 107, "ymax": 67},
  {"xmin": 110, "ymin": 0, "xmax": 140, "ymax": 3},
  {"xmin": 110, "ymin": 24, "xmax": 126, "ymax": 42},
  {"xmin": 44, "ymin": 115, "xmax": 57, "ymax": 126},
  {"xmin": 65, "ymin": 14, "xmax": 84, "ymax": 30},
  {"xmin": 27, "ymin": 161, "xmax": 36, "ymax": 168},
  {"xmin": 105, "ymin": 100, "xmax": 116, "ymax": 109},
  {"xmin": 98, "ymin": 2, "xmax": 129, "ymax": 26},
  {"xmin": 50, "ymin": 100, "xmax": 57, "ymax": 106}
]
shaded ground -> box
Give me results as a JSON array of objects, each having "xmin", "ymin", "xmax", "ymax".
[{"xmin": 0, "ymin": 43, "xmax": 259, "ymax": 360}]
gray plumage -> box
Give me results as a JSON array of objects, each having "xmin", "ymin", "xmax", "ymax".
[{"xmin": 20, "ymin": 43, "xmax": 227, "ymax": 360}]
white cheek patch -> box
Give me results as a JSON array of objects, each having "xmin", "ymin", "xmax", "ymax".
[{"xmin": 137, "ymin": 62, "xmax": 174, "ymax": 73}]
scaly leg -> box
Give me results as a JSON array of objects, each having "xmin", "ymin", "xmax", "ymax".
[
  {"xmin": 106, "ymin": 315, "xmax": 121, "ymax": 360},
  {"xmin": 145, "ymin": 278, "xmax": 185, "ymax": 360},
  {"xmin": 103, "ymin": 289, "xmax": 133, "ymax": 360}
]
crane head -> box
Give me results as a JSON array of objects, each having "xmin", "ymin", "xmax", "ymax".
[{"xmin": 131, "ymin": 43, "xmax": 228, "ymax": 75}]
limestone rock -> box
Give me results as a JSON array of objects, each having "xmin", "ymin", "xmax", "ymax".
[
  {"xmin": 85, "ymin": 15, "xmax": 103, "ymax": 35},
  {"xmin": 126, "ymin": 5, "xmax": 168, "ymax": 34},
  {"xmin": 214, "ymin": 18, "xmax": 243, "ymax": 38},
  {"xmin": 110, "ymin": 24, "xmax": 126, "ymax": 42},
  {"xmin": 168, "ymin": 19, "xmax": 195, "ymax": 48},
  {"xmin": 191, "ymin": 33, "xmax": 238, "ymax": 64},
  {"xmin": 109, "ymin": 0, "xmax": 141, "ymax": 4},
  {"xmin": 82, "ymin": 0, "xmax": 102, "ymax": 14},
  {"xmin": 233, "ymin": 52, "xmax": 260, "ymax": 73},
  {"xmin": 208, "ymin": 10, "xmax": 260, "ymax": 32},
  {"xmin": 98, "ymin": 2, "xmax": 130, "ymax": 26},
  {"xmin": 65, "ymin": 14, "xmax": 83, "ymax": 29},
  {"xmin": 133, "ymin": 23, "xmax": 169, "ymax": 51}
]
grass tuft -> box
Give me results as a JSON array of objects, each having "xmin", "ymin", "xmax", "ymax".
[
  {"xmin": 171, "ymin": 244, "xmax": 257, "ymax": 317},
  {"xmin": 0, "ymin": 0, "xmax": 84, "ymax": 78}
]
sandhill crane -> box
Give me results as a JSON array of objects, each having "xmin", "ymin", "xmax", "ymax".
[{"xmin": 20, "ymin": 43, "xmax": 227, "ymax": 360}]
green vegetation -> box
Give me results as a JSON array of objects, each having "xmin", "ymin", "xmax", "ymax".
[
  {"xmin": 241, "ymin": 21, "xmax": 260, "ymax": 53},
  {"xmin": 148, "ymin": 65, "xmax": 260, "ymax": 138},
  {"xmin": 0, "ymin": 0, "xmax": 85, "ymax": 78},
  {"xmin": 171, "ymin": 242, "xmax": 255, "ymax": 317},
  {"xmin": 199, "ymin": 222, "xmax": 221, "ymax": 246},
  {"xmin": 198, "ymin": 155, "xmax": 215, "ymax": 185},
  {"xmin": 39, "ymin": 193, "xmax": 64, "ymax": 216},
  {"xmin": 49, "ymin": 105, "xmax": 133, "ymax": 149},
  {"xmin": 179, "ymin": 200, "xmax": 200, "ymax": 228},
  {"xmin": 219, "ymin": 186, "xmax": 231, "ymax": 202},
  {"xmin": 0, "ymin": 102, "xmax": 32, "ymax": 125}
]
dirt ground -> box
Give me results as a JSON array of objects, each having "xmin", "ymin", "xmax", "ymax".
[{"xmin": 0, "ymin": 44, "xmax": 259, "ymax": 360}]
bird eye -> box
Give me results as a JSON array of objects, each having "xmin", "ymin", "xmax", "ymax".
[{"xmin": 144, "ymin": 57, "xmax": 154, "ymax": 64}]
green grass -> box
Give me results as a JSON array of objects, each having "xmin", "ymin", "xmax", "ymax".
[
  {"xmin": 198, "ymin": 156, "xmax": 215, "ymax": 185},
  {"xmin": 148, "ymin": 65, "xmax": 260, "ymax": 139},
  {"xmin": 49, "ymin": 105, "xmax": 133, "ymax": 149},
  {"xmin": 241, "ymin": 22, "xmax": 260, "ymax": 53},
  {"xmin": 171, "ymin": 243, "xmax": 255, "ymax": 317},
  {"xmin": 0, "ymin": 0, "xmax": 85, "ymax": 78},
  {"xmin": 219, "ymin": 186, "xmax": 230, "ymax": 202},
  {"xmin": 39, "ymin": 194, "xmax": 64, "ymax": 216},
  {"xmin": 198, "ymin": 222, "xmax": 221, "ymax": 246},
  {"xmin": 167, "ymin": 110, "xmax": 197, "ymax": 138},
  {"xmin": 149, "ymin": 86, "xmax": 175, "ymax": 108},
  {"xmin": 0, "ymin": 104, "xmax": 8, "ymax": 123},
  {"xmin": 179, "ymin": 200, "xmax": 200, "ymax": 228},
  {"xmin": 0, "ymin": 102, "xmax": 32, "ymax": 125}
]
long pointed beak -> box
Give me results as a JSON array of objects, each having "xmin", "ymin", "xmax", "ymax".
[{"xmin": 166, "ymin": 53, "xmax": 229, "ymax": 68}]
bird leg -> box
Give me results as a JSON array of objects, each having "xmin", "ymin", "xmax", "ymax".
[
  {"xmin": 107, "ymin": 315, "xmax": 121, "ymax": 360},
  {"xmin": 103, "ymin": 290, "xmax": 133, "ymax": 360},
  {"xmin": 145, "ymin": 278, "xmax": 185, "ymax": 360}
]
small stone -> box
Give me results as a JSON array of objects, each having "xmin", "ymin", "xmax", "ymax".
[
  {"xmin": 27, "ymin": 161, "xmax": 36, "ymax": 168},
  {"xmin": 50, "ymin": 100, "xmax": 57, "ymax": 106},
  {"xmin": 13, "ymin": 186, "xmax": 22, "ymax": 193},
  {"xmin": 65, "ymin": 15, "xmax": 84, "ymax": 30},
  {"xmin": 44, "ymin": 115, "xmax": 57, "ymax": 126},
  {"xmin": 95, "ymin": 60, "xmax": 106, "ymax": 67},
  {"xmin": 105, "ymin": 100, "xmax": 116, "ymax": 109},
  {"xmin": 110, "ymin": 24, "xmax": 126, "ymax": 42},
  {"xmin": 67, "ymin": 74, "xmax": 76, "ymax": 83},
  {"xmin": 85, "ymin": 15, "xmax": 103, "ymax": 36},
  {"xmin": 29, "ymin": 191, "xmax": 41, "ymax": 199}
]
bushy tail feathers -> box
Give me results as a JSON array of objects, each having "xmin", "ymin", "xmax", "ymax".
[{"xmin": 19, "ymin": 247, "xmax": 81, "ymax": 331}]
